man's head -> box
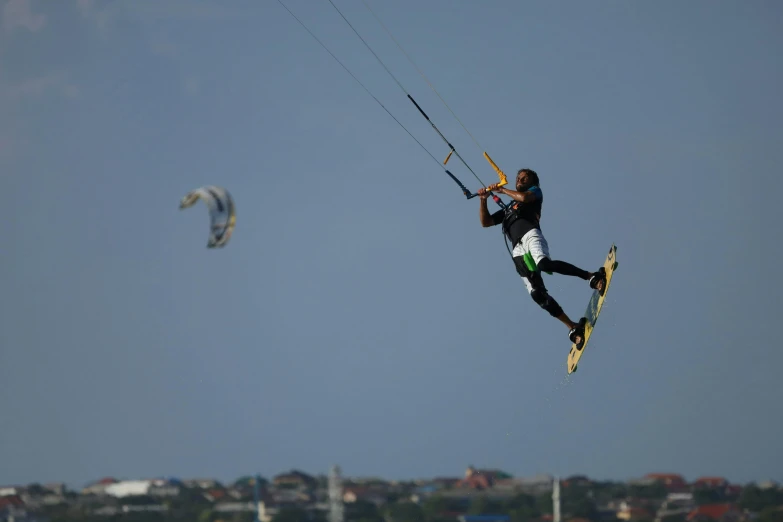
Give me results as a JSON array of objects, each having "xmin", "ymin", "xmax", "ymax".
[{"xmin": 516, "ymin": 168, "xmax": 539, "ymax": 191}]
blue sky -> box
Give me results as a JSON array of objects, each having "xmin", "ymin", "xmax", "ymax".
[{"xmin": 1, "ymin": 0, "xmax": 782, "ymax": 489}]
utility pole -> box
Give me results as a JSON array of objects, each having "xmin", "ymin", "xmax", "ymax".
[
  {"xmin": 253, "ymin": 474, "xmax": 264, "ymax": 522},
  {"xmin": 328, "ymin": 466, "xmax": 344, "ymax": 522}
]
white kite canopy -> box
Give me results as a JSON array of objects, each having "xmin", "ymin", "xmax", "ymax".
[{"xmin": 179, "ymin": 185, "xmax": 236, "ymax": 248}]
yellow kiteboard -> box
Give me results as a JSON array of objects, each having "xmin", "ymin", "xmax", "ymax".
[{"xmin": 567, "ymin": 244, "xmax": 618, "ymax": 374}]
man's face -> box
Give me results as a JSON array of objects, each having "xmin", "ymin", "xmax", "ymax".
[{"xmin": 516, "ymin": 171, "xmax": 530, "ymax": 191}]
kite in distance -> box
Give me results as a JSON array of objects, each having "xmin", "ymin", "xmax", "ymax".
[{"xmin": 179, "ymin": 185, "xmax": 236, "ymax": 248}]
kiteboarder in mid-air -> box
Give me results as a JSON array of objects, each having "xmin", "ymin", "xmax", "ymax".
[{"xmin": 478, "ymin": 168, "xmax": 606, "ymax": 348}]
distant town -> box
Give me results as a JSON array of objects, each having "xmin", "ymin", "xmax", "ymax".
[{"xmin": 2, "ymin": 467, "xmax": 782, "ymax": 522}]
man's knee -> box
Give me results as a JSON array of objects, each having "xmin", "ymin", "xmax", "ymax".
[{"xmin": 528, "ymin": 275, "xmax": 563, "ymax": 318}]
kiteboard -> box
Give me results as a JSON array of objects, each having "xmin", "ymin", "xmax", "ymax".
[{"xmin": 567, "ymin": 244, "xmax": 618, "ymax": 374}]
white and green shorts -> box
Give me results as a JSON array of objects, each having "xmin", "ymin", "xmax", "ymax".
[{"xmin": 511, "ymin": 228, "xmax": 551, "ymax": 293}]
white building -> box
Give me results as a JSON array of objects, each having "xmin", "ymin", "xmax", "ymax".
[{"xmin": 104, "ymin": 481, "xmax": 152, "ymax": 498}]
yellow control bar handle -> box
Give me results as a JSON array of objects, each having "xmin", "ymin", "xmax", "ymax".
[{"xmin": 483, "ymin": 152, "xmax": 508, "ymax": 188}]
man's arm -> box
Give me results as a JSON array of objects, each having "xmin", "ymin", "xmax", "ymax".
[
  {"xmin": 478, "ymin": 189, "xmax": 502, "ymax": 227},
  {"xmin": 492, "ymin": 185, "xmax": 541, "ymax": 203}
]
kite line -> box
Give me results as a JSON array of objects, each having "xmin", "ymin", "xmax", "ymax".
[{"xmin": 275, "ymin": 0, "xmax": 510, "ymax": 210}]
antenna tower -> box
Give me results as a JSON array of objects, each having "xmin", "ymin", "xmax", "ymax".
[{"xmin": 328, "ymin": 465, "xmax": 344, "ymax": 522}]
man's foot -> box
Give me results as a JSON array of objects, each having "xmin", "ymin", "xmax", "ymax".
[
  {"xmin": 569, "ymin": 318, "xmax": 587, "ymax": 348},
  {"xmin": 589, "ymin": 267, "xmax": 606, "ymax": 296}
]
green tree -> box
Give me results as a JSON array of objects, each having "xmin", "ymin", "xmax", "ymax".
[
  {"xmin": 509, "ymin": 508, "xmax": 538, "ymax": 522},
  {"xmin": 693, "ymin": 488, "xmax": 727, "ymax": 505},
  {"xmin": 759, "ymin": 507, "xmax": 783, "ymax": 522},
  {"xmin": 558, "ymin": 482, "xmax": 598, "ymax": 520},
  {"xmin": 536, "ymin": 493, "xmax": 554, "ymax": 515},
  {"xmin": 385, "ymin": 502, "xmax": 426, "ymax": 522},
  {"xmin": 628, "ymin": 483, "xmax": 668, "ymax": 500},
  {"xmin": 272, "ymin": 507, "xmax": 312, "ymax": 522},
  {"xmin": 26, "ymin": 483, "xmax": 47, "ymax": 496},
  {"xmin": 467, "ymin": 495, "xmax": 505, "ymax": 515},
  {"xmin": 568, "ymin": 498, "xmax": 598, "ymax": 520},
  {"xmin": 172, "ymin": 486, "xmax": 213, "ymax": 508},
  {"xmin": 345, "ymin": 500, "xmax": 383, "ymax": 522},
  {"xmin": 504, "ymin": 493, "xmax": 540, "ymax": 522},
  {"xmin": 660, "ymin": 514, "xmax": 687, "ymax": 522},
  {"xmin": 505, "ymin": 493, "xmax": 538, "ymax": 511},
  {"xmin": 421, "ymin": 496, "xmax": 448, "ymax": 519},
  {"xmin": 592, "ymin": 481, "xmax": 628, "ymax": 503},
  {"xmin": 739, "ymin": 485, "xmax": 783, "ymax": 512},
  {"xmin": 122, "ymin": 495, "xmax": 157, "ymax": 506}
]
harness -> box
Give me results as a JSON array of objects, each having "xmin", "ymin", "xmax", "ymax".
[
  {"xmin": 501, "ymin": 201, "xmax": 540, "ymax": 241},
  {"xmin": 501, "ymin": 200, "xmax": 551, "ymax": 275}
]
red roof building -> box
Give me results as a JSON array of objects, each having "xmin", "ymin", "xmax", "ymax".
[{"xmin": 686, "ymin": 503, "xmax": 741, "ymax": 522}]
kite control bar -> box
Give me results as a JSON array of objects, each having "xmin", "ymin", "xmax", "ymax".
[
  {"xmin": 480, "ymin": 151, "xmax": 510, "ymax": 208},
  {"xmin": 406, "ymin": 94, "xmax": 508, "ymax": 208},
  {"xmin": 444, "ymin": 169, "xmax": 478, "ymax": 199},
  {"xmin": 445, "ymin": 168, "xmax": 507, "ymax": 209},
  {"xmin": 483, "ymin": 152, "xmax": 509, "ymax": 188}
]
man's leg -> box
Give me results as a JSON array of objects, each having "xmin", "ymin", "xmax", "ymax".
[
  {"xmin": 524, "ymin": 271, "xmax": 575, "ymax": 325},
  {"xmin": 512, "ymin": 247, "xmax": 586, "ymax": 344},
  {"xmin": 523, "ymin": 229, "xmax": 606, "ymax": 294}
]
